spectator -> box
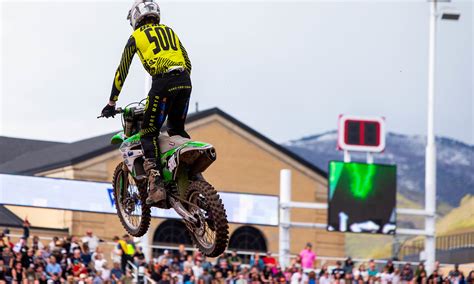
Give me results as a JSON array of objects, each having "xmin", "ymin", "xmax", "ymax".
[
  {"xmin": 448, "ymin": 264, "xmax": 465, "ymax": 283},
  {"xmin": 308, "ymin": 270, "xmax": 317, "ymax": 284},
  {"xmin": 182, "ymin": 266, "xmax": 194, "ymax": 283},
  {"xmin": 415, "ymin": 270, "xmax": 428, "ymax": 284},
  {"xmin": 290, "ymin": 267, "xmax": 307, "ymax": 284},
  {"xmin": 249, "ymin": 253, "xmax": 264, "ymax": 271},
  {"xmin": 260, "ymin": 266, "xmax": 273, "ymax": 282},
  {"xmin": 380, "ymin": 266, "xmax": 393, "ymax": 284},
  {"xmin": 32, "ymin": 235, "xmax": 44, "ymax": 252},
  {"xmin": 466, "ymin": 270, "xmax": 474, "ymax": 284},
  {"xmin": 415, "ymin": 262, "xmax": 426, "ymax": 279},
  {"xmin": 69, "ymin": 236, "xmax": 81, "ymax": 254},
  {"xmin": 214, "ymin": 270, "xmax": 225, "ymax": 284},
  {"xmin": 150, "ymin": 262, "xmax": 162, "ymax": 282},
  {"xmin": 262, "ymin": 252, "xmax": 276, "ymax": 269},
  {"xmin": 192, "ymin": 260, "xmax": 204, "ymax": 280},
  {"xmin": 92, "ymin": 270, "xmax": 103, "ymax": 284},
  {"xmin": 401, "ymin": 263, "xmax": 414, "ymax": 282},
  {"xmin": 81, "ymin": 243, "xmax": 92, "ymax": 267},
  {"xmin": 319, "ymin": 269, "xmax": 332, "ymax": 284},
  {"xmin": 157, "ymin": 249, "xmax": 171, "ymax": 266},
  {"xmin": 183, "ymin": 254, "xmax": 194, "ymax": 271},
  {"xmin": 385, "ymin": 259, "xmax": 395, "ymax": 274},
  {"xmin": 198, "ymin": 268, "xmax": 212, "ymax": 284},
  {"xmin": 48, "ymin": 236, "xmax": 59, "ymax": 252},
  {"xmin": 110, "ymin": 262, "xmax": 123, "ymax": 284},
  {"xmin": 0, "ymin": 259, "xmax": 6, "ymax": 282},
  {"xmin": 46, "ymin": 255, "xmax": 62, "ymax": 278},
  {"xmin": 428, "ymin": 269, "xmax": 443, "ymax": 284},
  {"xmin": 93, "ymin": 252, "xmax": 107, "ymax": 273},
  {"xmin": 345, "ymin": 270, "xmax": 354, "ymax": 284},
  {"xmin": 22, "ymin": 248, "xmax": 35, "ymax": 268},
  {"xmin": 158, "ymin": 271, "xmax": 171, "ymax": 284},
  {"xmin": 228, "ymin": 250, "xmax": 242, "ymax": 272},
  {"xmin": 393, "ymin": 268, "xmax": 401, "ymax": 284},
  {"xmin": 299, "ymin": 242, "xmax": 316, "ymax": 269},
  {"xmin": 68, "ymin": 248, "xmax": 87, "ymax": 279},
  {"xmin": 117, "ymin": 235, "xmax": 133, "ymax": 273},
  {"xmin": 11, "ymin": 262, "xmax": 25, "ymax": 283},
  {"xmin": 344, "ymin": 257, "xmax": 354, "ymax": 274},
  {"xmin": 177, "ymin": 244, "xmax": 188, "ymax": 264},
  {"xmin": 12, "ymin": 237, "xmax": 27, "ymax": 254},
  {"xmin": 111, "ymin": 236, "xmax": 122, "ymax": 264},
  {"xmin": 367, "ymin": 259, "xmax": 378, "ymax": 277},
  {"xmin": 81, "ymin": 230, "xmax": 102, "ymax": 253},
  {"xmin": 0, "ymin": 238, "xmax": 6, "ymax": 255},
  {"xmin": 332, "ymin": 260, "xmax": 345, "ymax": 280}
]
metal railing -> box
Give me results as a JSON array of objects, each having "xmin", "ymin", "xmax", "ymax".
[{"xmin": 400, "ymin": 232, "xmax": 474, "ymax": 259}]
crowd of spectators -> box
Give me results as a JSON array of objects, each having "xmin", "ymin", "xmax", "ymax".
[
  {"xmin": 0, "ymin": 220, "xmax": 136, "ymax": 284},
  {"xmin": 140, "ymin": 243, "xmax": 473, "ymax": 284},
  {"xmin": 0, "ymin": 222, "xmax": 473, "ymax": 284}
]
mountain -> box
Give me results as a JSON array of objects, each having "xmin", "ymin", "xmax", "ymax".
[{"xmin": 284, "ymin": 131, "xmax": 474, "ymax": 209}]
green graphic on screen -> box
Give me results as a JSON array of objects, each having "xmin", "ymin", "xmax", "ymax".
[{"xmin": 327, "ymin": 161, "xmax": 397, "ymax": 235}]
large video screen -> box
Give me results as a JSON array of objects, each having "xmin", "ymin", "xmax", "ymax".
[{"xmin": 327, "ymin": 161, "xmax": 396, "ymax": 234}]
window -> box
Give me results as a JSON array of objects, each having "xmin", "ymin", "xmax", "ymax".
[
  {"xmin": 228, "ymin": 226, "xmax": 267, "ymax": 252},
  {"xmin": 153, "ymin": 219, "xmax": 192, "ymax": 246}
]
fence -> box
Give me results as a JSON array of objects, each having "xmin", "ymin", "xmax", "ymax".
[{"xmin": 400, "ymin": 232, "xmax": 474, "ymax": 259}]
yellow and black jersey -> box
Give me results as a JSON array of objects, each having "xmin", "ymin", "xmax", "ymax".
[{"xmin": 110, "ymin": 23, "xmax": 192, "ymax": 101}]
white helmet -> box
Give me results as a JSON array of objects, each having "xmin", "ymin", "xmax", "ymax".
[{"xmin": 127, "ymin": 0, "xmax": 161, "ymax": 29}]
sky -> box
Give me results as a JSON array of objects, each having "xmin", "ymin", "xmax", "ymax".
[{"xmin": 0, "ymin": 0, "xmax": 472, "ymax": 145}]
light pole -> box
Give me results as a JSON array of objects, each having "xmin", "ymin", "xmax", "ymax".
[
  {"xmin": 424, "ymin": 0, "xmax": 460, "ymax": 274},
  {"xmin": 424, "ymin": 0, "xmax": 438, "ymax": 275}
]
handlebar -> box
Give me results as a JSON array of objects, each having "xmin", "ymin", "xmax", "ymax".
[{"xmin": 97, "ymin": 107, "xmax": 124, "ymax": 119}]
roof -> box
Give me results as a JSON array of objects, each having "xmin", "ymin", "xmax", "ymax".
[
  {"xmin": 0, "ymin": 206, "xmax": 23, "ymax": 227},
  {"xmin": 192, "ymin": 108, "xmax": 327, "ymax": 178},
  {"xmin": 0, "ymin": 136, "xmax": 64, "ymax": 164},
  {"xmin": 0, "ymin": 108, "xmax": 326, "ymax": 177},
  {"xmin": 0, "ymin": 132, "xmax": 118, "ymax": 175}
]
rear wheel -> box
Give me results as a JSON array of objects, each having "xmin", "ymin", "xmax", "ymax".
[
  {"xmin": 185, "ymin": 180, "xmax": 229, "ymax": 257},
  {"xmin": 113, "ymin": 162, "xmax": 151, "ymax": 237}
]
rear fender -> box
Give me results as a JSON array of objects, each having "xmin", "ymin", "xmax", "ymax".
[{"xmin": 161, "ymin": 141, "xmax": 216, "ymax": 182}]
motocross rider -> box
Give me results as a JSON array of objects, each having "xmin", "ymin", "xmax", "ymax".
[{"xmin": 101, "ymin": 0, "xmax": 192, "ymax": 208}]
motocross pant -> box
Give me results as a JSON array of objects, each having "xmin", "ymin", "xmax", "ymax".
[{"xmin": 140, "ymin": 70, "xmax": 192, "ymax": 170}]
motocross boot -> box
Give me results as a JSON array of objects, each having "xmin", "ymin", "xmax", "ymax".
[{"xmin": 143, "ymin": 159, "xmax": 167, "ymax": 207}]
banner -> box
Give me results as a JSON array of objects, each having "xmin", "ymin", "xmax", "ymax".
[{"xmin": 0, "ymin": 174, "xmax": 278, "ymax": 226}]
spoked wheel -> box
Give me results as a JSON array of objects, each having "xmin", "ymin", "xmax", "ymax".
[
  {"xmin": 112, "ymin": 162, "xmax": 151, "ymax": 237},
  {"xmin": 184, "ymin": 180, "xmax": 229, "ymax": 257}
]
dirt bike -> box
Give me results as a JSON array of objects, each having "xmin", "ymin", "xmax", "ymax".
[{"xmin": 98, "ymin": 101, "xmax": 229, "ymax": 257}]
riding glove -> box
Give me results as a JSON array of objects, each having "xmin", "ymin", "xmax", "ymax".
[{"xmin": 101, "ymin": 104, "xmax": 116, "ymax": 118}]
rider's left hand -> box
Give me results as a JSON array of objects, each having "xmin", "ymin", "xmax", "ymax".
[{"xmin": 101, "ymin": 103, "xmax": 116, "ymax": 118}]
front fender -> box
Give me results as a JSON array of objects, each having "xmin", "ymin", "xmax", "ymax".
[{"xmin": 111, "ymin": 132, "xmax": 126, "ymax": 145}]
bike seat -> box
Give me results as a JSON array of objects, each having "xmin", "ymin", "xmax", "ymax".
[{"xmin": 158, "ymin": 133, "xmax": 191, "ymax": 153}]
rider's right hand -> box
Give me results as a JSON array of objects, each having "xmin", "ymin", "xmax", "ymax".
[{"xmin": 101, "ymin": 103, "xmax": 116, "ymax": 118}]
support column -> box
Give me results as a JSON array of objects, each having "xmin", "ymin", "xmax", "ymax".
[{"xmin": 279, "ymin": 169, "xmax": 291, "ymax": 268}]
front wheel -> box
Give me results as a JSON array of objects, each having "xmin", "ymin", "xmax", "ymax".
[
  {"xmin": 185, "ymin": 180, "xmax": 229, "ymax": 257},
  {"xmin": 113, "ymin": 162, "xmax": 151, "ymax": 237}
]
